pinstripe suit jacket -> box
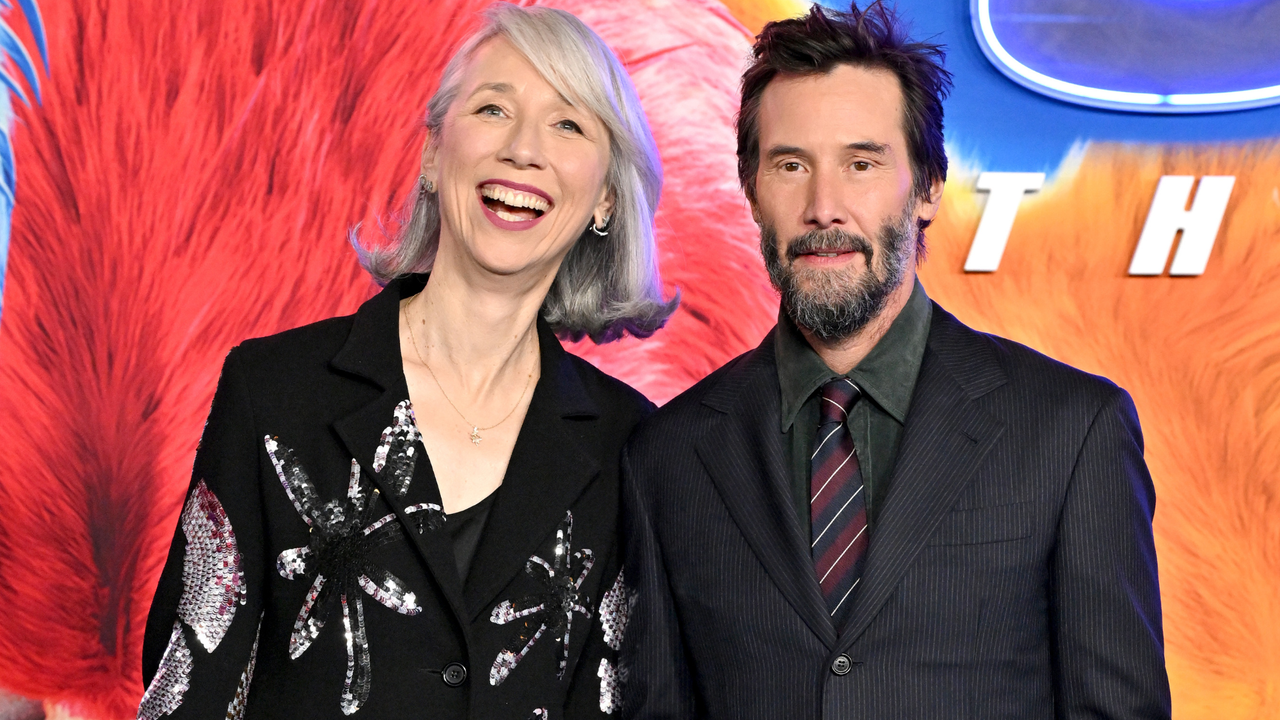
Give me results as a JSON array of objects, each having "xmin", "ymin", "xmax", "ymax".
[{"xmin": 620, "ymin": 302, "xmax": 1171, "ymax": 720}]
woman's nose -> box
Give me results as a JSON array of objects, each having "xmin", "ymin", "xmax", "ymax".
[{"xmin": 499, "ymin": 118, "xmax": 546, "ymax": 170}]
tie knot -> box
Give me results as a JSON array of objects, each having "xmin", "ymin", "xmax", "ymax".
[{"xmin": 819, "ymin": 378, "xmax": 860, "ymax": 424}]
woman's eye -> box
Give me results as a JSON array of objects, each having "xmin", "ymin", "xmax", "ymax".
[
  {"xmin": 556, "ymin": 119, "xmax": 583, "ymax": 134},
  {"xmin": 852, "ymin": 161, "xmax": 872, "ymax": 171},
  {"xmin": 477, "ymin": 104, "xmax": 504, "ymax": 117}
]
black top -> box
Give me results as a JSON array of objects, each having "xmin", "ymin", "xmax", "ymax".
[
  {"xmin": 448, "ymin": 491, "xmax": 497, "ymax": 582},
  {"xmin": 140, "ymin": 274, "xmax": 655, "ymax": 720},
  {"xmin": 773, "ymin": 279, "xmax": 932, "ymax": 535}
]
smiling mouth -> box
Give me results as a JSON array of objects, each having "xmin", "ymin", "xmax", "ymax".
[{"xmin": 479, "ymin": 183, "xmax": 551, "ymax": 223}]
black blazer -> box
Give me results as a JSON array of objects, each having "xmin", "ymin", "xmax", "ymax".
[
  {"xmin": 620, "ymin": 303, "xmax": 1171, "ymax": 720},
  {"xmin": 141, "ymin": 275, "xmax": 652, "ymax": 720}
]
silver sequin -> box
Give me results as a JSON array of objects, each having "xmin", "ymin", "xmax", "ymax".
[
  {"xmin": 372, "ymin": 400, "xmax": 421, "ymax": 497},
  {"xmin": 224, "ymin": 615, "xmax": 263, "ymax": 720},
  {"xmin": 137, "ymin": 621, "xmax": 192, "ymax": 720},
  {"xmin": 340, "ymin": 594, "xmax": 372, "ymax": 715},
  {"xmin": 528, "ymin": 710, "xmax": 548, "ymax": 719},
  {"xmin": 358, "ymin": 570, "xmax": 420, "ymax": 615},
  {"xmin": 178, "ymin": 480, "xmax": 246, "ymax": 653},
  {"xmin": 264, "ymin": 436, "xmax": 323, "ymax": 526},
  {"xmin": 289, "ymin": 574, "xmax": 327, "ymax": 659},
  {"xmin": 489, "ymin": 512, "xmax": 595, "ymax": 685},
  {"xmin": 598, "ymin": 570, "xmax": 630, "ymax": 651},
  {"xmin": 597, "ymin": 659, "xmax": 621, "ymax": 715},
  {"xmin": 266, "ymin": 425, "xmax": 440, "ymax": 714}
]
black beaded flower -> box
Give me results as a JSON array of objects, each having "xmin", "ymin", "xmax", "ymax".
[
  {"xmin": 265, "ymin": 414, "xmax": 442, "ymax": 715},
  {"xmin": 489, "ymin": 511, "xmax": 596, "ymax": 685}
]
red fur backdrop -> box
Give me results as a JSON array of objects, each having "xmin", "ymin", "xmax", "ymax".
[
  {"xmin": 0, "ymin": 0, "xmax": 1276, "ymax": 717},
  {"xmin": 0, "ymin": 0, "xmax": 771, "ymax": 716}
]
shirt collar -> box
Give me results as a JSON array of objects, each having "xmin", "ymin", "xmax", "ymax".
[{"xmin": 774, "ymin": 278, "xmax": 933, "ymax": 431}]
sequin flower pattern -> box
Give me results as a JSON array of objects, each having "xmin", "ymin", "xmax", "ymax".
[
  {"xmin": 265, "ymin": 429, "xmax": 443, "ymax": 715},
  {"xmin": 139, "ymin": 480, "xmax": 245, "ymax": 720},
  {"xmin": 596, "ymin": 570, "xmax": 630, "ymax": 714},
  {"xmin": 178, "ymin": 480, "xmax": 247, "ymax": 652},
  {"xmin": 489, "ymin": 512, "xmax": 595, "ymax": 686}
]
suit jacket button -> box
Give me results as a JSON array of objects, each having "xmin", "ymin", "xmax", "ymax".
[
  {"xmin": 831, "ymin": 654, "xmax": 853, "ymax": 676},
  {"xmin": 442, "ymin": 662, "xmax": 468, "ymax": 687}
]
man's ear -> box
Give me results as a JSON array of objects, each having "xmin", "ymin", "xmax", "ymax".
[{"xmin": 916, "ymin": 177, "xmax": 944, "ymax": 225}]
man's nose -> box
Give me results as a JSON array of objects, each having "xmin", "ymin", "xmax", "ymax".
[
  {"xmin": 500, "ymin": 118, "xmax": 546, "ymax": 170},
  {"xmin": 804, "ymin": 168, "xmax": 849, "ymax": 229}
]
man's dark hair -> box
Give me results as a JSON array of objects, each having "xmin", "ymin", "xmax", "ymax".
[{"xmin": 736, "ymin": 2, "xmax": 952, "ymax": 219}]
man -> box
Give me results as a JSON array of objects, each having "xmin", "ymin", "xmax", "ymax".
[{"xmin": 619, "ymin": 4, "xmax": 1171, "ymax": 719}]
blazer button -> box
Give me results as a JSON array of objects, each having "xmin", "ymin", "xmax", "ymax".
[
  {"xmin": 831, "ymin": 654, "xmax": 853, "ymax": 676},
  {"xmin": 442, "ymin": 662, "xmax": 468, "ymax": 687}
]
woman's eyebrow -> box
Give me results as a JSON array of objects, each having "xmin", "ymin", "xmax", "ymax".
[{"xmin": 468, "ymin": 82, "xmax": 516, "ymax": 99}]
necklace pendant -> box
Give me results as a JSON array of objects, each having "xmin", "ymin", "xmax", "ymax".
[{"xmin": 470, "ymin": 427, "xmax": 482, "ymax": 445}]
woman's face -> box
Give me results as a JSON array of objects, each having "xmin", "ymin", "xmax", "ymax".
[{"xmin": 424, "ymin": 37, "xmax": 614, "ymax": 281}]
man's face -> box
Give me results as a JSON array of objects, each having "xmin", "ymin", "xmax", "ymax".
[{"xmin": 751, "ymin": 64, "xmax": 941, "ymax": 342}]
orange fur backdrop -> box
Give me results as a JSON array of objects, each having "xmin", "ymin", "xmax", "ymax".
[{"xmin": 922, "ymin": 142, "xmax": 1280, "ymax": 715}]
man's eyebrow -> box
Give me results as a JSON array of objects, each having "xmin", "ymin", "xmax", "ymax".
[
  {"xmin": 467, "ymin": 82, "xmax": 516, "ymax": 99},
  {"xmin": 765, "ymin": 145, "xmax": 807, "ymax": 161},
  {"xmin": 847, "ymin": 140, "xmax": 890, "ymax": 155}
]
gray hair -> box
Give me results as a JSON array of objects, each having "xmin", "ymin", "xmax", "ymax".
[{"xmin": 351, "ymin": 3, "xmax": 676, "ymax": 343}]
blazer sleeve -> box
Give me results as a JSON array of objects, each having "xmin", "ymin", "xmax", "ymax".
[
  {"xmin": 618, "ymin": 445, "xmax": 699, "ymax": 720},
  {"xmin": 139, "ymin": 347, "xmax": 266, "ymax": 718},
  {"xmin": 1049, "ymin": 387, "xmax": 1172, "ymax": 719}
]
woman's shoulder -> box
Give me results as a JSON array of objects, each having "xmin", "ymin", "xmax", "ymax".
[
  {"xmin": 224, "ymin": 313, "xmax": 358, "ymax": 386},
  {"xmin": 561, "ymin": 352, "xmax": 657, "ymax": 421}
]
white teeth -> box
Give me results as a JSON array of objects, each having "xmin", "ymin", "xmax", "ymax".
[{"xmin": 480, "ymin": 184, "xmax": 550, "ymax": 213}]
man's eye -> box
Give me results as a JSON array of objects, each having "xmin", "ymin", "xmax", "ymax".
[
  {"xmin": 782, "ymin": 162, "xmax": 802, "ymax": 172},
  {"xmin": 852, "ymin": 161, "xmax": 872, "ymax": 171},
  {"xmin": 557, "ymin": 119, "xmax": 583, "ymax": 134}
]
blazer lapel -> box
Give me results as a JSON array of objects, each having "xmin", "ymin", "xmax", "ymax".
[
  {"xmin": 329, "ymin": 275, "xmax": 469, "ymax": 622},
  {"xmin": 463, "ymin": 322, "xmax": 601, "ymax": 622},
  {"xmin": 838, "ymin": 304, "xmax": 1008, "ymax": 649},
  {"xmin": 697, "ymin": 335, "xmax": 838, "ymax": 649}
]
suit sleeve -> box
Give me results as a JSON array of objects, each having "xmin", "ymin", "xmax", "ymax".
[
  {"xmin": 139, "ymin": 347, "xmax": 266, "ymax": 718},
  {"xmin": 1050, "ymin": 387, "xmax": 1172, "ymax": 719},
  {"xmin": 619, "ymin": 444, "xmax": 698, "ymax": 720}
]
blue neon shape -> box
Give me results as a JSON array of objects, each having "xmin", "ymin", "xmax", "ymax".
[{"xmin": 971, "ymin": 0, "xmax": 1280, "ymax": 112}]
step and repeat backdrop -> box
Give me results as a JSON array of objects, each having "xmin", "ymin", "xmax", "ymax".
[{"xmin": 0, "ymin": 0, "xmax": 1276, "ymax": 717}]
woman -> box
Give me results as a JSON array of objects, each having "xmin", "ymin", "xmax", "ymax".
[{"xmin": 138, "ymin": 5, "xmax": 673, "ymax": 718}]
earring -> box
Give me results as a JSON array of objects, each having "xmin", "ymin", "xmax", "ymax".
[
  {"xmin": 419, "ymin": 175, "xmax": 435, "ymax": 195},
  {"xmin": 589, "ymin": 216, "xmax": 611, "ymax": 237}
]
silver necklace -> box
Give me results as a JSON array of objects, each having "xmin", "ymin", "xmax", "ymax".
[{"xmin": 402, "ymin": 302, "xmax": 535, "ymax": 446}]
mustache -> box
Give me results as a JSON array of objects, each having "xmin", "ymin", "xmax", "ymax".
[{"xmin": 785, "ymin": 228, "xmax": 874, "ymax": 263}]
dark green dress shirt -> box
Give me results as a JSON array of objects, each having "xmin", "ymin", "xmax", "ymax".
[{"xmin": 775, "ymin": 279, "xmax": 933, "ymax": 538}]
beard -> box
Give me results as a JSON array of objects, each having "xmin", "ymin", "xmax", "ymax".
[{"xmin": 761, "ymin": 205, "xmax": 917, "ymax": 343}]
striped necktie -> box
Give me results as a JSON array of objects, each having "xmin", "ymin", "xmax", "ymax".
[{"xmin": 810, "ymin": 378, "xmax": 868, "ymax": 623}]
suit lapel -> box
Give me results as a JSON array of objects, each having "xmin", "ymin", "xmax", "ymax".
[
  {"xmin": 697, "ymin": 336, "xmax": 838, "ymax": 649},
  {"xmin": 838, "ymin": 305, "xmax": 1007, "ymax": 649},
  {"xmin": 463, "ymin": 321, "xmax": 600, "ymax": 622},
  {"xmin": 329, "ymin": 275, "xmax": 470, "ymax": 622}
]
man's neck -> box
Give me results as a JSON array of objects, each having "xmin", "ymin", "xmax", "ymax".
[{"xmin": 799, "ymin": 267, "xmax": 917, "ymax": 375}]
